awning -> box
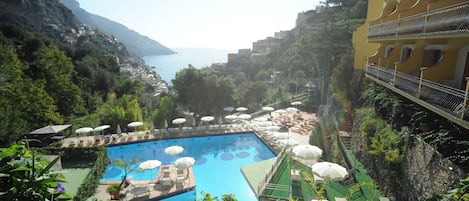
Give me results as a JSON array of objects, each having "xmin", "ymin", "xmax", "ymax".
[
  {"xmin": 29, "ymin": 125, "xmax": 71, "ymax": 135},
  {"xmin": 49, "ymin": 135, "xmax": 66, "ymax": 140}
]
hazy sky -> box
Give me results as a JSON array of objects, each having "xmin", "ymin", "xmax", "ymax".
[{"xmin": 76, "ymin": 0, "xmax": 322, "ymax": 50}]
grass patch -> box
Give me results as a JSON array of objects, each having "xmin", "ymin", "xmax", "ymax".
[{"xmin": 61, "ymin": 168, "xmax": 92, "ymax": 196}]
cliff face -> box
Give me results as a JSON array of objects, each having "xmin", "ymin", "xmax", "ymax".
[
  {"xmin": 0, "ymin": 0, "xmax": 78, "ymax": 29},
  {"xmin": 59, "ymin": 0, "xmax": 175, "ymax": 58},
  {"xmin": 354, "ymin": 135, "xmax": 466, "ymax": 201}
]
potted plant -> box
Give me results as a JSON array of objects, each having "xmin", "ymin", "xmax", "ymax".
[{"xmin": 106, "ymin": 183, "xmax": 121, "ymax": 200}]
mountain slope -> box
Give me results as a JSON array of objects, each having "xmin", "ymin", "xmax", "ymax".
[{"xmin": 60, "ymin": 0, "xmax": 175, "ymax": 58}]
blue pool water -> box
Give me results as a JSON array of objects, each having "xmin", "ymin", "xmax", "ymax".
[{"xmin": 101, "ymin": 133, "xmax": 276, "ymax": 200}]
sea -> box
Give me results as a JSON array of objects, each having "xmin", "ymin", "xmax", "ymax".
[{"xmin": 143, "ymin": 48, "xmax": 235, "ymax": 84}]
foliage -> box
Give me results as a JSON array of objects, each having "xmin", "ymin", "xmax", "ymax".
[
  {"xmin": 426, "ymin": 176, "xmax": 469, "ymax": 201},
  {"xmin": 301, "ymin": 171, "xmax": 326, "ymax": 200},
  {"xmin": 112, "ymin": 159, "xmax": 140, "ymax": 189},
  {"xmin": 356, "ymin": 108, "xmax": 403, "ymax": 164},
  {"xmin": 72, "ymin": 147, "xmax": 109, "ymax": 201},
  {"xmin": 360, "ymin": 82, "xmax": 469, "ymax": 168},
  {"xmin": 0, "ymin": 45, "xmax": 62, "ymax": 144},
  {"xmin": 172, "ymin": 67, "xmax": 235, "ymax": 116},
  {"xmin": 0, "ymin": 143, "xmax": 72, "ymax": 200},
  {"xmin": 197, "ymin": 191, "xmax": 238, "ymax": 201},
  {"xmin": 38, "ymin": 146, "xmax": 108, "ymax": 200},
  {"xmin": 105, "ymin": 184, "xmax": 121, "ymax": 195}
]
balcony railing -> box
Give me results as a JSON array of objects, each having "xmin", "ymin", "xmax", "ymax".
[
  {"xmin": 369, "ymin": 3, "xmax": 469, "ymax": 39},
  {"xmin": 366, "ymin": 65, "xmax": 469, "ymax": 128},
  {"xmin": 258, "ymin": 150, "xmax": 289, "ymax": 199}
]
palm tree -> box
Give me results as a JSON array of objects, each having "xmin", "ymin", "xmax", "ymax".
[{"xmin": 112, "ymin": 159, "xmax": 139, "ymax": 189}]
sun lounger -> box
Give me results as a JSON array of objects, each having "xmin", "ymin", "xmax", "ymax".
[{"xmin": 127, "ymin": 184, "xmax": 150, "ymax": 199}]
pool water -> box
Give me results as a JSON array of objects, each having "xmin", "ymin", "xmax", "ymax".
[{"xmin": 101, "ymin": 133, "xmax": 276, "ymax": 200}]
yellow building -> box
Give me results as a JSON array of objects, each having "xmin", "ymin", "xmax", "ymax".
[{"xmin": 353, "ymin": 0, "xmax": 469, "ymax": 129}]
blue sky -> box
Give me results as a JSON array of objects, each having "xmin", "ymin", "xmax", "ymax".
[{"xmin": 76, "ymin": 0, "xmax": 322, "ymax": 50}]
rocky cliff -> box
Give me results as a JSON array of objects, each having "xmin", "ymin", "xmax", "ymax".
[
  {"xmin": 353, "ymin": 131, "xmax": 466, "ymax": 201},
  {"xmin": 60, "ymin": 0, "xmax": 175, "ymax": 58}
]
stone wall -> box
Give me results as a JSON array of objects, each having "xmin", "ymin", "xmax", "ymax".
[{"xmin": 354, "ymin": 135, "xmax": 466, "ymax": 201}]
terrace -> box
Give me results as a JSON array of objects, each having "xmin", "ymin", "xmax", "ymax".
[
  {"xmin": 365, "ymin": 65, "xmax": 469, "ymax": 129},
  {"xmin": 368, "ymin": 2, "xmax": 469, "ymax": 40},
  {"xmin": 253, "ymin": 137, "xmax": 387, "ymax": 201}
]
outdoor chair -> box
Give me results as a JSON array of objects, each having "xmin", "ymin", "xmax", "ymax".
[{"xmin": 126, "ymin": 184, "xmax": 151, "ymax": 199}]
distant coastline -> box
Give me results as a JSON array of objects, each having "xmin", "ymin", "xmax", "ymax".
[{"xmin": 143, "ymin": 48, "xmax": 234, "ymax": 84}]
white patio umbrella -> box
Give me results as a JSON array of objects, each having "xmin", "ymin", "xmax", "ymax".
[
  {"xmin": 164, "ymin": 145, "xmax": 184, "ymax": 156},
  {"xmin": 225, "ymin": 115, "xmax": 238, "ymax": 123},
  {"xmin": 201, "ymin": 116, "xmax": 215, "ymax": 123},
  {"xmin": 292, "ymin": 145, "xmax": 323, "ymax": 160},
  {"xmin": 291, "ymin": 101, "xmax": 302, "ymax": 106},
  {"xmin": 127, "ymin": 121, "xmax": 143, "ymax": 128},
  {"xmin": 172, "ymin": 118, "xmax": 186, "ymax": 125},
  {"xmin": 262, "ymin": 106, "xmax": 275, "ymax": 112},
  {"xmin": 93, "ymin": 125, "xmax": 110, "ymax": 137},
  {"xmin": 312, "ymin": 162, "xmax": 348, "ymax": 181},
  {"xmin": 116, "ymin": 124, "xmax": 121, "ymax": 135},
  {"xmin": 94, "ymin": 125, "xmax": 110, "ymax": 132},
  {"xmin": 223, "ymin": 106, "xmax": 234, "ymax": 112},
  {"xmin": 238, "ymin": 114, "xmax": 251, "ymax": 120},
  {"xmin": 273, "ymin": 109, "xmax": 287, "ymax": 115},
  {"xmin": 127, "ymin": 121, "xmax": 143, "ymax": 133},
  {"xmin": 286, "ymin": 107, "xmax": 299, "ymax": 113},
  {"xmin": 139, "ymin": 160, "xmax": 162, "ymax": 170},
  {"xmin": 75, "ymin": 127, "xmax": 93, "ymax": 134},
  {"xmin": 235, "ymin": 107, "xmax": 248, "ymax": 112},
  {"xmin": 139, "ymin": 159, "xmax": 161, "ymax": 180},
  {"xmin": 174, "ymin": 157, "xmax": 195, "ymax": 170}
]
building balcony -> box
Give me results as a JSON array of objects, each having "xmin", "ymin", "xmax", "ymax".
[
  {"xmin": 365, "ymin": 65, "xmax": 469, "ymax": 129},
  {"xmin": 368, "ymin": 3, "xmax": 469, "ymax": 40}
]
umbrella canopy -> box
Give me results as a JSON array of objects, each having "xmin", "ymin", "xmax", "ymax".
[
  {"xmin": 235, "ymin": 107, "xmax": 248, "ymax": 112},
  {"xmin": 225, "ymin": 115, "xmax": 238, "ymax": 123},
  {"xmin": 292, "ymin": 145, "xmax": 323, "ymax": 160},
  {"xmin": 164, "ymin": 145, "xmax": 184, "ymax": 156},
  {"xmin": 172, "ymin": 118, "xmax": 186, "ymax": 125},
  {"xmin": 238, "ymin": 114, "xmax": 251, "ymax": 120},
  {"xmin": 286, "ymin": 107, "xmax": 299, "ymax": 113},
  {"xmin": 223, "ymin": 106, "xmax": 234, "ymax": 112},
  {"xmin": 279, "ymin": 139, "xmax": 299, "ymax": 147},
  {"xmin": 164, "ymin": 119, "xmax": 169, "ymax": 129},
  {"xmin": 174, "ymin": 157, "xmax": 195, "ymax": 169},
  {"xmin": 291, "ymin": 101, "xmax": 302, "ymax": 106},
  {"xmin": 116, "ymin": 124, "xmax": 121, "ymax": 135},
  {"xmin": 312, "ymin": 162, "xmax": 348, "ymax": 181},
  {"xmin": 93, "ymin": 125, "xmax": 110, "ymax": 132},
  {"xmin": 273, "ymin": 109, "xmax": 287, "ymax": 115},
  {"xmin": 262, "ymin": 106, "xmax": 275, "ymax": 112},
  {"xmin": 201, "ymin": 116, "xmax": 215, "ymax": 122},
  {"xmin": 30, "ymin": 125, "xmax": 71, "ymax": 134},
  {"xmin": 139, "ymin": 160, "xmax": 162, "ymax": 170},
  {"xmin": 127, "ymin": 121, "xmax": 143, "ymax": 128},
  {"xmin": 75, "ymin": 127, "xmax": 93, "ymax": 134}
]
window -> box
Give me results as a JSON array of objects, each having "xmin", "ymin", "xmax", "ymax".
[{"xmin": 385, "ymin": 46, "xmax": 394, "ymax": 59}]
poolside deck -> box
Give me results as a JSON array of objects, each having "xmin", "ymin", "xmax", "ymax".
[
  {"xmin": 95, "ymin": 165, "xmax": 195, "ymax": 201},
  {"xmin": 241, "ymin": 157, "xmax": 277, "ymax": 196}
]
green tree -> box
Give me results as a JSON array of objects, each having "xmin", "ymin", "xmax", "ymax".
[
  {"xmin": 35, "ymin": 45, "xmax": 85, "ymax": 117},
  {"xmin": 0, "ymin": 45, "xmax": 61, "ymax": 144}
]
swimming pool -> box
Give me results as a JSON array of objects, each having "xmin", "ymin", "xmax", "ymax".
[{"xmin": 101, "ymin": 132, "xmax": 276, "ymax": 200}]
